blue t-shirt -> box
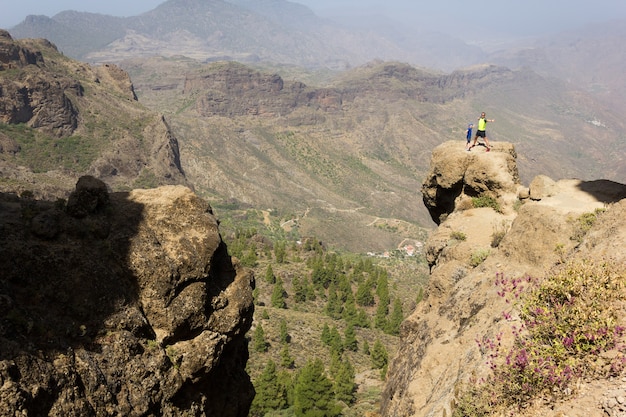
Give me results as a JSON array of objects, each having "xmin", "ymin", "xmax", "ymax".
[{"xmin": 466, "ymin": 126, "xmax": 473, "ymax": 140}]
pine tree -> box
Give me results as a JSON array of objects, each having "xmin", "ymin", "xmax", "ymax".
[
  {"xmin": 265, "ymin": 264, "xmax": 276, "ymax": 284},
  {"xmin": 328, "ymin": 351, "xmax": 342, "ymax": 380},
  {"xmin": 376, "ymin": 270, "xmax": 390, "ymax": 304},
  {"xmin": 241, "ymin": 247, "xmax": 258, "ymax": 267},
  {"xmin": 253, "ymin": 324, "xmax": 268, "ymax": 352},
  {"xmin": 355, "ymin": 280, "xmax": 374, "ymax": 306},
  {"xmin": 250, "ymin": 360, "xmax": 288, "ymax": 415},
  {"xmin": 337, "ymin": 275, "xmax": 352, "ymax": 302},
  {"xmin": 362, "ymin": 339, "xmax": 370, "ymax": 355},
  {"xmin": 374, "ymin": 271, "xmax": 390, "ymax": 330},
  {"xmin": 353, "ymin": 259, "xmax": 365, "ymax": 276},
  {"xmin": 333, "ymin": 358, "xmax": 356, "ymax": 405},
  {"xmin": 294, "ymin": 359, "xmax": 340, "ymax": 417},
  {"xmin": 271, "ymin": 278, "xmax": 287, "ymax": 309},
  {"xmin": 280, "ymin": 344, "xmax": 295, "ymax": 369},
  {"xmin": 343, "ymin": 324, "xmax": 358, "ymax": 352},
  {"xmin": 321, "ymin": 323, "xmax": 331, "ymax": 345},
  {"xmin": 293, "ymin": 276, "xmax": 307, "ymax": 303},
  {"xmin": 341, "ymin": 294, "xmax": 358, "ymax": 325},
  {"xmin": 278, "ymin": 369, "xmax": 295, "ymax": 407},
  {"xmin": 355, "ymin": 308, "xmax": 370, "ymax": 328},
  {"xmin": 336, "ymin": 255, "xmax": 344, "ymax": 273},
  {"xmin": 275, "ymin": 240, "xmax": 287, "ymax": 264},
  {"xmin": 374, "ymin": 301, "xmax": 388, "ymax": 330},
  {"xmin": 371, "ymin": 339, "xmax": 388, "ymax": 371},
  {"xmin": 325, "ymin": 284, "xmax": 342, "ymax": 319},
  {"xmin": 386, "ymin": 298, "xmax": 404, "ymax": 335},
  {"xmin": 328, "ymin": 326, "xmax": 344, "ymax": 356},
  {"xmin": 279, "ymin": 318, "xmax": 290, "ymax": 344}
]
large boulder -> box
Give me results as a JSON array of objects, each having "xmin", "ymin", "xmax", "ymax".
[
  {"xmin": 421, "ymin": 141, "xmax": 520, "ymax": 224},
  {"xmin": 0, "ymin": 179, "xmax": 255, "ymax": 416}
]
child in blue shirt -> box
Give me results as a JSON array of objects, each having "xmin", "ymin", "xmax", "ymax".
[{"xmin": 465, "ymin": 123, "xmax": 473, "ymax": 151}]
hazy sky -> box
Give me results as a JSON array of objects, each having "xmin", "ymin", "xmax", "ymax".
[{"xmin": 2, "ymin": 0, "xmax": 626, "ymax": 38}]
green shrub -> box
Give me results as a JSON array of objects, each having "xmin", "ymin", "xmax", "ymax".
[
  {"xmin": 469, "ymin": 248, "xmax": 490, "ymax": 267},
  {"xmin": 570, "ymin": 208, "xmax": 605, "ymax": 242},
  {"xmin": 450, "ymin": 231, "xmax": 466, "ymax": 241},
  {"xmin": 471, "ymin": 195, "xmax": 501, "ymax": 213}
]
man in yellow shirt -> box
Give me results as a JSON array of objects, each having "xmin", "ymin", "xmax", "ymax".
[{"xmin": 470, "ymin": 112, "xmax": 495, "ymax": 152}]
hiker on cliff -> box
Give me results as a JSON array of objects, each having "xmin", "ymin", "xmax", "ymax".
[
  {"xmin": 465, "ymin": 123, "xmax": 473, "ymax": 151},
  {"xmin": 470, "ymin": 112, "xmax": 495, "ymax": 152}
]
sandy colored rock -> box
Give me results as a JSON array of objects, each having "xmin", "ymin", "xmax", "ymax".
[
  {"xmin": 382, "ymin": 141, "xmax": 626, "ymax": 417},
  {"xmin": 421, "ymin": 141, "xmax": 521, "ymax": 224}
]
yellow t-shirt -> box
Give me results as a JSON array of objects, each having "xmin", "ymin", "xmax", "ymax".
[{"xmin": 478, "ymin": 117, "xmax": 487, "ymax": 131}]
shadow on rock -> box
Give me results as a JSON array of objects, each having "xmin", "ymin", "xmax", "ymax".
[{"xmin": 577, "ymin": 179, "xmax": 626, "ymax": 204}]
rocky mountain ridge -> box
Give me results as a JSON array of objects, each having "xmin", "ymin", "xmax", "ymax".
[
  {"xmin": 0, "ymin": 30, "xmax": 186, "ymax": 199},
  {"xmin": 8, "ymin": 0, "xmax": 459, "ymax": 70},
  {"xmin": 8, "ymin": 0, "xmax": 626, "ymax": 113},
  {"xmin": 381, "ymin": 141, "xmax": 626, "ymax": 417}
]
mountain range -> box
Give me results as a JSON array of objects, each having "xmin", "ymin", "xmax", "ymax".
[
  {"xmin": 4, "ymin": 0, "xmax": 626, "ymax": 252},
  {"xmin": 5, "ymin": 0, "xmax": 497, "ymax": 72}
]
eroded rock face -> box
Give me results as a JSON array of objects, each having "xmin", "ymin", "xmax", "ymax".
[
  {"xmin": 421, "ymin": 141, "xmax": 520, "ymax": 224},
  {"xmin": 93, "ymin": 63, "xmax": 138, "ymax": 101},
  {"xmin": 0, "ymin": 32, "xmax": 187, "ymax": 194},
  {"xmin": 0, "ymin": 31, "xmax": 80, "ymax": 137},
  {"xmin": 0, "ymin": 29, "xmax": 43, "ymax": 68},
  {"xmin": 0, "ymin": 177, "xmax": 255, "ymax": 416},
  {"xmin": 183, "ymin": 62, "xmax": 342, "ymax": 117}
]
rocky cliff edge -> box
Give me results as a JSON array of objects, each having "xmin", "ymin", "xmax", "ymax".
[
  {"xmin": 381, "ymin": 141, "xmax": 626, "ymax": 417},
  {"xmin": 0, "ymin": 176, "xmax": 255, "ymax": 416}
]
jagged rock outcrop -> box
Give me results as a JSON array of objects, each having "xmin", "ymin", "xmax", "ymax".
[
  {"xmin": 93, "ymin": 63, "xmax": 138, "ymax": 101},
  {"xmin": 183, "ymin": 62, "xmax": 342, "ymax": 118},
  {"xmin": 0, "ymin": 29, "xmax": 43, "ymax": 68},
  {"xmin": 421, "ymin": 141, "xmax": 520, "ymax": 225},
  {"xmin": 0, "ymin": 30, "xmax": 80, "ymax": 137},
  {"xmin": 0, "ymin": 31, "xmax": 187, "ymax": 197},
  {"xmin": 381, "ymin": 141, "xmax": 626, "ymax": 417},
  {"xmin": 0, "ymin": 177, "xmax": 255, "ymax": 416}
]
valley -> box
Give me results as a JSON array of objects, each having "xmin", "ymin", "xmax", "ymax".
[{"xmin": 1, "ymin": 1, "xmax": 625, "ymax": 416}]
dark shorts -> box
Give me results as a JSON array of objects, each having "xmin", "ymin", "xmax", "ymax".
[{"xmin": 475, "ymin": 130, "xmax": 486, "ymax": 138}]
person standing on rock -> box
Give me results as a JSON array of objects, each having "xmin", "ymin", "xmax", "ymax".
[
  {"xmin": 465, "ymin": 123, "xmax": 473, "ymax": 151},
  {"xmin": 470, "ymin": 112, "xmax": 494, "ymax": 152}
]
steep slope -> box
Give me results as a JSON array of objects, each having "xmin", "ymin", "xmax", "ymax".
[
  {"xmin": 0, "ymin": 177, "xmax": 255, "ymax": 416},
  {"xmin": 381, "ymin": 140, "xmax": 626, "ymax": 417},
  {"xmin": 0, "ymin": 30, "xmax": 187, "ymax": 199}
]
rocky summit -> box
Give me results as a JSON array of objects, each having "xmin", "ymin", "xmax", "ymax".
[
  {"xmin": 381, "ymin": 141, "xmax": 626, "ymax": 417},
  {"xmin": 0, "ymin": 176, "xmax": 255, "ymax": 416}
]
